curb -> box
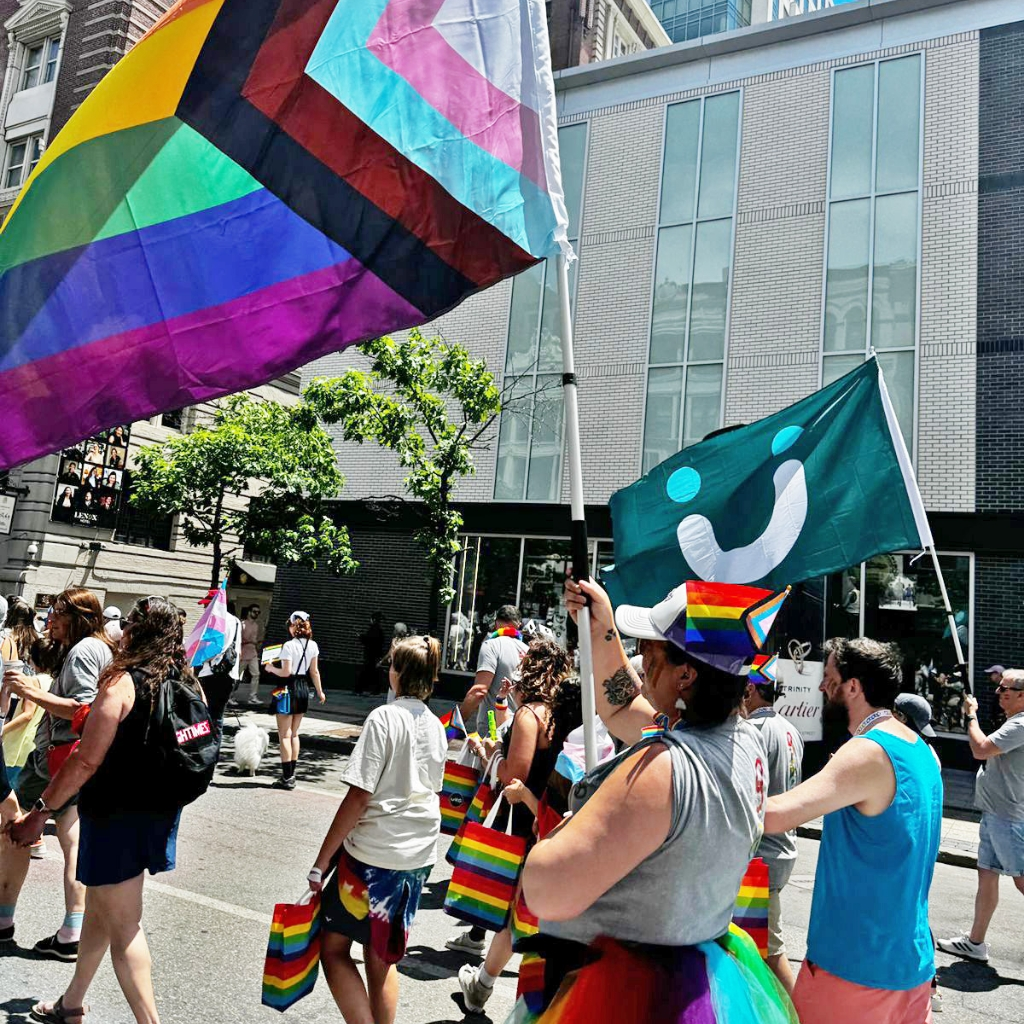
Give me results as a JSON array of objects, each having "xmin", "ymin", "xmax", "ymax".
[
  {"xmin": 221, "ymin": 719, "xmax": 358, "ymax": 755},
  {"xmin": 796, "ymin": 823, "xmax": 978, "ymax": 870}
]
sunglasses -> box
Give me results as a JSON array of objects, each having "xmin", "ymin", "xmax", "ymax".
[{"xmin": 995, "ymin": 684, "xmax": 1024, "ymax": 694}]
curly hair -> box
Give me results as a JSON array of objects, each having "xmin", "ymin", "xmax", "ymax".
[
  {"xmin": 823, "ymin": 636, "xmax": 902, "ymax": 709},
  {"xmin": 547, "ymin": 675, "xmax": 584, "ymax": 750},
  {"xmin": 514, "ymin": 638, "xmax": 573, "ymax": 710},
  {"xmin": 291, "ymin": 617, "xmax": 313, "ymax": 640},
  {"xmin": 99, "ymin": 596, "xmax": 196, "ymax": 700}
]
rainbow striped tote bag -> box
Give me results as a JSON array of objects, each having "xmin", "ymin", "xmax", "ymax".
[
  {"xmin": 510, "ymin": 885, "xmax": 540, "ymax": 946},
  {"xmin": 446, "ymin": 754, "xmax": 500, "ymax": 866},
  {"xmin": 444, "ymin": 792, "xmax": 526, "ymax": 931},
  {"xmin": 262, "ymin": 890, "xmax": 321, "ymax": 1011},
  {"xmin": 731, "ymin": 857, "xmax": 770, "ymax": 959},
  {"xmin": 440, "ymin": 745, "xmax": 480, "ymax": 835}
]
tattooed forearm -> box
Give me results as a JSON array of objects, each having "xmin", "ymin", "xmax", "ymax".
[
  {"xmin": 603, "ymin": 629, "xmax": 617, "ymax": 643},
  {"xmin": 603, "ymin": 666, "xmax": 640, "ymax": 706}
]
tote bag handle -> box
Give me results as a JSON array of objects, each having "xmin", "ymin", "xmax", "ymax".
[{"xmin": 481, "ymin": 790, "xmax": 516, "ymax": 837}]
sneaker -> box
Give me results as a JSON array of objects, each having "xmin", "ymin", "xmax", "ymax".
[
  {"xmin": 445, "ymin": 929, "xmax": 486, "ymax": 955},
  {"xmin": 458, "ymin": 964, "xmax": 494, "ymax": 1014},
  {"xmin": 937, "ymin": 933, "xmax": 989, "ymax": 963},
  {"xmin": 273, "ymin": 776, "xmax": 296, "ymax": 790},
  {"xmin": 33, "ymin": 933, "xmax": 79, "ymax": 962},
  {"xmin": 0, "ymin": 923, "xmax": 14, "ymax": 946},
  {"xmin": 931, "ymin": 989, "xmax": 943, "ymax": 1013},
  {"xmin": 29, "ymin": 839, "xmax": 47, "ymax": 860},
  {"xmin": 247, "ymin": 698, "xmax": 263, "ymax": 707}
]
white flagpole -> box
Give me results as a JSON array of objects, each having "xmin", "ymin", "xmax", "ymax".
[
  {"xmin": 876, "ymin": 355, "xmax": 970, "ymax": 691},
  {"xmin": 556, "ymin": 253, "xmax": 598, "ymax": 770}
]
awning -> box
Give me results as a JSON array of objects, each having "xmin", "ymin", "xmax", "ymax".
[{"xmin": 232, "ymin": 560, "xmax": 277, "ymax": 586}]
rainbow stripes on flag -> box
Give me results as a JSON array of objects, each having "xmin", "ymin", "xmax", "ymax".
[
  {"xmin": 749, "ymin": 653, "xmax": 779, "ymax": 687},
  {"xmin": 0, "ymin": 0, "xmax": 571, "ymax": 470},
  {"xmin": 439, "ymin": 759, "xmax": 478, "ymax": 835},
  {"xmin": 439, "ymin": 705, "xmax": 467, "ymax": 743},
  {"xmin": 261, "ymin": 893, "xmax": 321, "ymax": 1011}
]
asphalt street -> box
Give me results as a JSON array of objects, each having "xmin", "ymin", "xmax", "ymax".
[{"xmin": 2, "ymin": 734, "xmax": 1023, "ymax": 1024}]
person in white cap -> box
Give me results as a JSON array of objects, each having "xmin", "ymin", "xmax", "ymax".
[
  {"xmin": 510, "ymin": 577, "xmax": 792, "ymax": 1024},
  {"xmin": 102, "ymin": 607, "xmax": 122, "ymax": 645}
]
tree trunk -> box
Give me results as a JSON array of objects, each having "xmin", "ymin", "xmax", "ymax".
[
  {"xmin": 210, "ymin": 488, "xmax": 225, "ymax": 589},
  {"xmin": 426, "ymin": 473, "xmax": 452, "ymax": 636}
]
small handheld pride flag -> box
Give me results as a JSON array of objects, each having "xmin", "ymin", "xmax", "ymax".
[
  {"xmin": 185, "ymin": 582, "xmax": 229, "ymax": 668},
  {"xmin": 438, "ymin": 705, "xmax": 467, "ymax": 743}
]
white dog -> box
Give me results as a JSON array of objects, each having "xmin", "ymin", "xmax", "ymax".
[{"xmin": 233, "ymin": 721, "xmax": 270, "ymax": 777}]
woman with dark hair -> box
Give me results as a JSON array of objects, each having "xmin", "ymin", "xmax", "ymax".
[
  {"xmin": 1, "ymin": 587, "xmax": 114, "ymax": 963},
  {"xmin": 265, "ymin": 611, "xmax": 325, "ymax": 789},
  {"xmin": 14, "ymin": 596, "xmax": 195, "ymax": 1024},
  {"xmin": 53, "ymin": 487, "xmax": 75, "ymax": 521},
  {"xmin": 457, "ymin": 639, "xmax": 580, "ymax": 1013},
  {"xmin": 1, "ymin": 600, "xmax": 43, "ymax": 789},
  {"xmin": 506, "ymin": 577, "xmax": 796, "ymax": 1024}
]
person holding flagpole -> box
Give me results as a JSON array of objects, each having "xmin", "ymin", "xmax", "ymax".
[{"xmin": 510, "ymin": 575, "xmax": 794, "ymax": 1024}]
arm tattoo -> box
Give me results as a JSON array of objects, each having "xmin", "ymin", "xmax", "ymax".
[
  {"xmin": 603, "ymin": 666, "xmax": 640, "ymax": 707},
  {"xmin": 603, "ymin": 629, "xmax": 616, "ymax": 643}
]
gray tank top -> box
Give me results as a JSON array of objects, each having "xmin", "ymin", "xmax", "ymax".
[{"xmin": 542, "ymin": 716, "xmax": 768, "ymax": 947}]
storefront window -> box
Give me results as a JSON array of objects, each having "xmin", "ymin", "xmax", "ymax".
[
  {"xmin": 444, "ymin": 534, "xmax": 613, "ymax": 673},
  {"xmin": 445, "ymin": 537, "xmax": 521, "ymax": 672},
  {"xmin": 520, "ymin": 539, "xmax": 573, "ymax": 649},
  {"xmin": 822, "ymin": 552, "xmax": 971, "ymax": 733}
]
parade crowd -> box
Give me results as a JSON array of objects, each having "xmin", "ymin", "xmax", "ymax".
[{"xmin": 1, "ymin": 576, "xmax": 1023, "ymax": 1024}]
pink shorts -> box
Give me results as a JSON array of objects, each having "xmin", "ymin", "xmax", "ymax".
[{"xmin": 794, "ymin": 960, "xmax": 933, "ymax": 1024}]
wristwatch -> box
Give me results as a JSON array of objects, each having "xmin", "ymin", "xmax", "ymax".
[
  {"xmin": 32, "ymin": 798, "xmax": 51, "ymax": 815},
  {"xmin": 965, "ymin": 715, "xmax": 977, "ymax": 723}
]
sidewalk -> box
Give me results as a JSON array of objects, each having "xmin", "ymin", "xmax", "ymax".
[{"xmin": 223, "ymin": 687, "xmax": 984, "ymax": 868}]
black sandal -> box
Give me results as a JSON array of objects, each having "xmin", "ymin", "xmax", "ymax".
[{"xmin": 30, "ymin": 996, "xmax": 87, "ymax": 1023}]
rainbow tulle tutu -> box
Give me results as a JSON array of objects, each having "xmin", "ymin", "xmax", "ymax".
[{"xmin": 507, "ymin": 925, "xmax": 797, "ymax": 1024}]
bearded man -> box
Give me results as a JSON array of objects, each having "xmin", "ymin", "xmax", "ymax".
[{"xmin": 764, "ymin": 637, "xmax": 942, "ymax": 1024}]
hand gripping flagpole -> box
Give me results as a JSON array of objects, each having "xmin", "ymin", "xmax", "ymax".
[{"xmin": 556, "ymin": 253, "xmax": 598, "ymax": 771}]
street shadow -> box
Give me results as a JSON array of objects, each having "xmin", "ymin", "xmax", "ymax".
[
  {"xmin": 449, "ymin": 991, "xmax": 496, "ymax": 1021},
  {"xmin": 418, "ymin": 879, "xmax": 451, "ymax": 912},
  {"xmin": 0, "ymin": 997, "xmax": 34, "ymax": 1023},
  {"xmin": 937, "ymin": 960, "xmax": 1024, "ymax": 992},
  {"xmin": 399, "ymin": 944, "xmax": 467, "ymax": 981}
]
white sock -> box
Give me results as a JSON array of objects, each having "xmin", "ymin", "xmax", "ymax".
[{"xmin": 477, "ymin": 966, "xmax": 497, "ymax": 989}]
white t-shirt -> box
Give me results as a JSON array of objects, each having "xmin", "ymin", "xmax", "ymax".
[
  {"xmin": 281, "ymin": 637, "xmax": 319, "ymax": 676},
  {"xmin": 341, "ymin": 698, "xmax": 447, "ymax": 870}
]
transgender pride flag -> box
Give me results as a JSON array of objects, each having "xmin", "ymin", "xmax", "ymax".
[
  {"xmin": 0, "ymin": 0, "xmax": 571, "ymax": 469},
  {"xmin": 186, "ymin": 583, "xmax": 229, "ymax": 667}
]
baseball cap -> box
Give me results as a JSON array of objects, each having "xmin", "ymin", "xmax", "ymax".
[
  {"xmin": 289, "ymin": 610, "xmax": 310, "ymax": 623},
  {"xmin": 102, "ymin": 605, "xmax": 122, "ymax": 621},
  {"xmin": 894, "ymin": 693, "xmax": 936, "ymax": 738},
  {"xmin": 984, "ymin": 665, "xmax": 1006, "ymax": 676},
  {"xmin": 615, "ymin": 581, "xmax": 790, "ymax": 677}
]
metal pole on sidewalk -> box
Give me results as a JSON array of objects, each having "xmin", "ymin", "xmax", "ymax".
[{"xmin": 556, "ymin": 253, "xmax": 598, "ymax": 771}]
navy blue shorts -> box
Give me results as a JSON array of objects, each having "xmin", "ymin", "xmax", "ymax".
[{"xmin": 77, "ymin": 810, "xmax": 181, "ymax": 887}]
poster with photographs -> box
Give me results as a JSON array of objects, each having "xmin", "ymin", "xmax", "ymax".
[{"xmin": 51, "ymin": 425, "xmax": 131, "ymax": 528}]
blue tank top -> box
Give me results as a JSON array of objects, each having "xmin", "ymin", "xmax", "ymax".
[{"xmin": 806, "ymin": 729, "xmax": 942, "ymax": 991}]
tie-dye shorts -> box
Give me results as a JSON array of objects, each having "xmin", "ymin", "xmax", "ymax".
[{"xmin": 321, "ymin": 848, "xmax": 431, "ymax": 964}]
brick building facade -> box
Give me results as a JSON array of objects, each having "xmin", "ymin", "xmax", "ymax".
[
  {"xmin": 272, "ymin": 0, "xmax": 1024, "ymax": 765},
  {"xmin": 548, "ymin": 0, "xmax": 670, "ymax": 71}
]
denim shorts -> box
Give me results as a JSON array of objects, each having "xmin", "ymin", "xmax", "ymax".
[
  {"xmin": 77, "ymin": 810, "xmax": 181, "ymax": 887},
  {"xmin": 978, "ymin": 812, "xmax": 1024, "ymax": 877}
]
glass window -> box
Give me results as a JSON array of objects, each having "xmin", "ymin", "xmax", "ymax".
[
  {"xmin": 520, "ymin": 539, "xmax": 574, "ymax": 650},
  {"xmin": 161, "ymin": 408, "xmax": 184, "ymax": 430},
  {"xmin": 44, "ymin": 38, "xmax": 60, "ymax": 83},
  {"xmin": 4, "ymin": 135, "xmax": 42, "ymax": 190},
  {"xmin": 21, "ymin": 43, "xmax": 43, "ymax": 90},
  {"xmin": 643, "ymin": 92, "xmax": 740, "ymax": 474},
  {"xmin": 823, "ymin": 55, "xmax": 921, "ymax": 452},
  {"xmin": 495, "ymin": 123, "xmax": 587, "ymax": 500},
  {"xmin": 445, "ymin": 537, "xmax": 522, "ymax": 672},
  {"xmin": 113, "ymin": 473, "xmax": 173, "ymax": 551}
]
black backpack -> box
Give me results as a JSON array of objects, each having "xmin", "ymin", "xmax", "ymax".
[
  {"xmin": 210, "ymin": 622, "xmax": 239, "ymax": 677},
  {"xmin": 145, "ymin": 669, "xmax": 220, "ymax": 808}
]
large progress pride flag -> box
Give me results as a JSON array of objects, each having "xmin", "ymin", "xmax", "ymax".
[{"xmin": 0, "ymin": 0, "xmax": 570, "ymax": 469}]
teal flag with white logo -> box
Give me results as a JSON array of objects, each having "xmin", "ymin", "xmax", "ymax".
[{"xmin": 603, "ymin": 358, "xmax": 933, "ymax": 609}]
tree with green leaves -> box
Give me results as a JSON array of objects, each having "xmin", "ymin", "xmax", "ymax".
[
  {"xmin": 131, "ymin": 394, "xmax": 356, "ymax": 588},
  {"xmin": 303, "ymin": 329, "xmax": 509, "ymax": 631}
]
